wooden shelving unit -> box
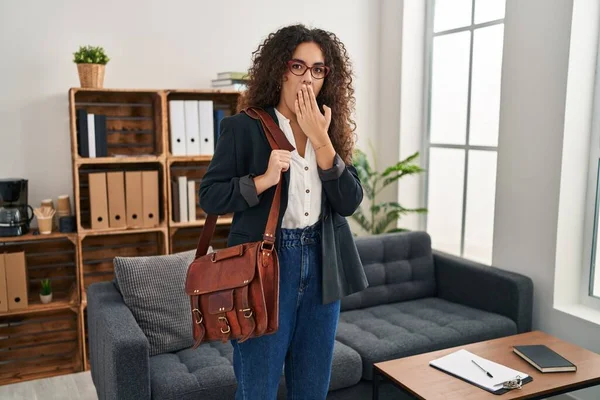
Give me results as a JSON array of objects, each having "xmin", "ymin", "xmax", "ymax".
[
  {"xmin": 69, "ymin": 87, "xmax": 240, "ymax": 373},
  {"xmin": 0, "ymin": 87, "xmax": 241, "ymax": 386}
]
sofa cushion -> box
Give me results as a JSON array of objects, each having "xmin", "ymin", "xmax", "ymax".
[
  {"xmin": 148, "ymin": 340, "xmax": 362, "ymax": 399},
  {"xmin": 150, "ymin": 341, "xmax": 237, "ymax": 400},
  {"xmin": 113, "ymin": 249, "xmax": 195, "ymax": 356},
  {"xmin": 341, "ymin": 231, "xmax": 436, "ymax": 312},
  {"xmin": 336, "ymin": 297, "xmax": 517, "ymax": 380},
  {"xmin": 329, "ymin": 340, "xmax": 364, "ymax": 390}
]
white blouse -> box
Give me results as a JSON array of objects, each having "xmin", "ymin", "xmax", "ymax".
[{"xmin": 274, "ymin": 108, "xmax": 323, "ymax": 229}]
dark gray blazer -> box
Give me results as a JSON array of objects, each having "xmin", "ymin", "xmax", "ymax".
[{"xmin": 198, "ymin": 106, "xmax": 369, "ymax": 304}]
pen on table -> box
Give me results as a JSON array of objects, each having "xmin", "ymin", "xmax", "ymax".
[{"xmin": 471, "ymin": 359, "xmax": 494, "ymax": 378}]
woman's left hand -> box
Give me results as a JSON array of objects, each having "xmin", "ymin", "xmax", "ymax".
[{"xmin": 295, "ymin": 84, "xmax": 332, "ymax": 145}]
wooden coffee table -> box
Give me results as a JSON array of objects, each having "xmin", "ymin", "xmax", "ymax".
[{"xmin": 373, "ymin": 331, "xmax": 600, "ymax": 399}]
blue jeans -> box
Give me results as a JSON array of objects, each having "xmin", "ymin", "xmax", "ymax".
[{"xmin": 231, "ymin": 219, "xmax": 341, "ymax": 399}]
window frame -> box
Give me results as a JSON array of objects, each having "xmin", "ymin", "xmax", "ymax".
[{"xmin": 423, "ymin": 0, "xmax": 505, "ymax": 259}]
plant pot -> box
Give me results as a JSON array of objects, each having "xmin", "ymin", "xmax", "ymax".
[
  {"xmin": 40, "ymin": 293, "xmax": 53, "ymax": 304},
  {"xmin": 77, "ymin": 63, "xmax": 105, "ymax": 88}
]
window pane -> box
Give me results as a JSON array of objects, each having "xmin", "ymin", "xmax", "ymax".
[
  {"xmin": 464, "ymin": 150, "xmax": 497, "ymax": 264},
  {"xmin": 430, "ymin": 32, "xmax": 471, "ymax": 145},
  {"xmin": 427, "ymin": 148, "xmax": 465, "ymax": 255},
  {"xmin": 475, "ymin": 0, "xmax": 506, "ymax": 24},
  {"xmin": 469, "ymin": 24, "xmax": 504, "ymax": 147},
  {"xmin": 434, "ymin": 0, "xmax": 472, "ymax": 33}
]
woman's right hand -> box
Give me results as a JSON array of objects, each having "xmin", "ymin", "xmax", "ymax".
[
  {"xmin": 265, "ymin": 150, "xmax": 291, "ymax": 185},
  {"xmin": 253, "ymin": 150, "xmax": 291, "ymax": 195}
]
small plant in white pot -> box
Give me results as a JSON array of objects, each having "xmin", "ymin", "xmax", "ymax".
[
  {"xmin": 73, "ymin": 45, "xmax": 110, "ymax": 88},
  {"xmin": 40, "ymin": 279, "xmax": 52, "ymax": 304}
]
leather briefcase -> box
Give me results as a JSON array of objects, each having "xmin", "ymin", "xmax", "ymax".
[{"xmin": 185, "ymin": 106, "xmax": 295, "ymax": 348}]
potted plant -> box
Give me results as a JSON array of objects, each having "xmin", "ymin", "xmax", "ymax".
[
  {"xmin": 351, "ymin": 147, "xmax": 428, "ymax": 234},
  {"xmin": 40, "ymin": 279, "xmax": 52, "ymax": 304},
  {"xmin": 73, "ymin": 45, "xmax": 110, "ymax": 88}
]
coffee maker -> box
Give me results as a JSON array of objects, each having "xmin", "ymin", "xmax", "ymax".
[{"xmin": 0, "ymin": 178, "xmax": 34, "ymax": 237}]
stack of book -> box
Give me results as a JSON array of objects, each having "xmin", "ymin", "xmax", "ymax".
[{"xmin": 211, "ymin": 71, "xmax": 249, "ymax": 91}]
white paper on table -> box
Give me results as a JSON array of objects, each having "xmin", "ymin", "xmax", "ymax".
[{"xmin": 429, "ymin": 349, "xmax": 529, "ymax": 392}]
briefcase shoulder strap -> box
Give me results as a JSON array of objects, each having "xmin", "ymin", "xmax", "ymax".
[
  {"xmin": 195, "ymin": 107, "xmax": 294, "ymax": 259},
  {"xmin": 242, "ymin": 107, "xmax": 295, "ymax": 152}
]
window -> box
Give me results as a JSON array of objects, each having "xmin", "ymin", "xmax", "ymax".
[
  {"xmin": 584, "ymin": 32, "xmax": 600, "ymax": 301},
  {"xmin": 424, "ymin": 0, "xmax": 505, "ymax": 264}
]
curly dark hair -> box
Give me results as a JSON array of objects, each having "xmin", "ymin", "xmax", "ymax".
[{"xmin": 237, "ymin": 24, "xmax": 357, "ymax": 164}]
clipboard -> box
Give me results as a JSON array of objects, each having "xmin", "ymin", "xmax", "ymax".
[{"xmin": 429, "ymin": 349, "xmax": 533, "ymax": 395}]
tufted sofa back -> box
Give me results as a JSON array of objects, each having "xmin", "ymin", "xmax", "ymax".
[{"xmin": 340, "ymin": 231, "xmax": 436, "ymax": 312}]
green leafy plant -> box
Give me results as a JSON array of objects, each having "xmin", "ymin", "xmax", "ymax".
[
  {"xmin": 351, "ymin": 147, "xmax": 427, "ymax": 234},
  {"xmin": 40, "ymin": 279, "xmax": 52, "ymax": 296},
  {"xmin": 73, "ymin": 45, "xmax": 110, "ymax": 65}
]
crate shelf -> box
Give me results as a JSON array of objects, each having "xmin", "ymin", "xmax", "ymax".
[
  {"xmin": 169, "ymin": 224, "xmax": 231, "ymax": 254},
  {"xmin": 79, "ymin": 229, "xmax": 168, "ymax": 291},
  {"xmin": 0, "ymin": 283, "xmax": 78, "ymax": 318},
  {"xmin": 0, "ymin": 309, "xmax": 82, "ymax": 385},
  {"xmin": 75, "ymin": 162, "xmax": 166, "ymax": 232},
  {"xmin": 69, "ymin": 88, "xmax": 165, "ymax": 158}
]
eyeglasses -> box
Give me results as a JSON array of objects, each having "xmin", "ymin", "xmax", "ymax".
[{"xmin": 286, "ymin": 60, "xmax": 330, "ymax": 79}]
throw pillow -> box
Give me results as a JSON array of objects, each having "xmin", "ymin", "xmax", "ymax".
[{"xmin": 113, "ymin": 249, "xmax": 196, "ymax": 356}]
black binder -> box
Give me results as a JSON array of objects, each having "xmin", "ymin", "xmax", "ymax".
[{"xmin": 76, "ymin": 108, "xmax": 89, "ymax": 157}]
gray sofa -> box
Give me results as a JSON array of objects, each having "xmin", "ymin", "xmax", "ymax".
[{"xmin": 87, "ymin": 231, "xmax": 533, "ymax": 399}]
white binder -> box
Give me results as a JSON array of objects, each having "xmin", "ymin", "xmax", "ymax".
[
  {"xmin": 184, "ymin": 100, "xmax": 201, "ymax": 155},
  {"xmin": 198, "ymin": 100, "xmax": 214, "ymax": 156},
  {"xmin": 169, "ymin": 100, "xmax": 187, "ymax": 156},
  {"xmin": 177, "ymin": 175, "xmax": 188, "ymax": 222},
  {"xmin": 87, "ymin": 113, "xmax": 96, "ymax": 157},
  {"xmin": 187, "ymin": 180, "xmax": 196, "ymax": 222}
]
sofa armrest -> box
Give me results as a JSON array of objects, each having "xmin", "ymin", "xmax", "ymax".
[
  {"xmin": 87, "ymin": 281, "xmax": 151, "ymax": 400},
  {"xmin": 433, "ymin": 250, "xmax": 533, "ymax": 333}
]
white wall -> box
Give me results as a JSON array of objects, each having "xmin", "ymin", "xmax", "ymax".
[
  {"xmin": 493, "ymin": 0, "xmax": 600, "ymax": 398},
  {"xmin": 375, "ymin": 0, "xmax": 403, "ymax": 221},
  {"xmin": 378, "ymin": 0, "xmax": 427, "ymax": 233},
  {"xmin": 0, "ymin": 0, "xmax": 379, "ymax": 214},
  {"xmin": 397, "ymin": 0, "xmax": 427, "ymax": 232}
]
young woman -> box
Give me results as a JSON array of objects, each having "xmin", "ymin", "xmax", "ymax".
[{"xmin": 199, "ymin": 24, "xmax": 368, "ymax": 399}]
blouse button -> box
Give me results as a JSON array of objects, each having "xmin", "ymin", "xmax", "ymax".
[
  {"xmin": 306, "ymin": 189, "xmax": 310, "ymax": 193},
  {"xmin": 305, "ymin": 212, "xmax": 309, "ymax": 216},
  {"xmin": 304, "ymin": 166, "xmax": 309, "ymax": 171}
]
